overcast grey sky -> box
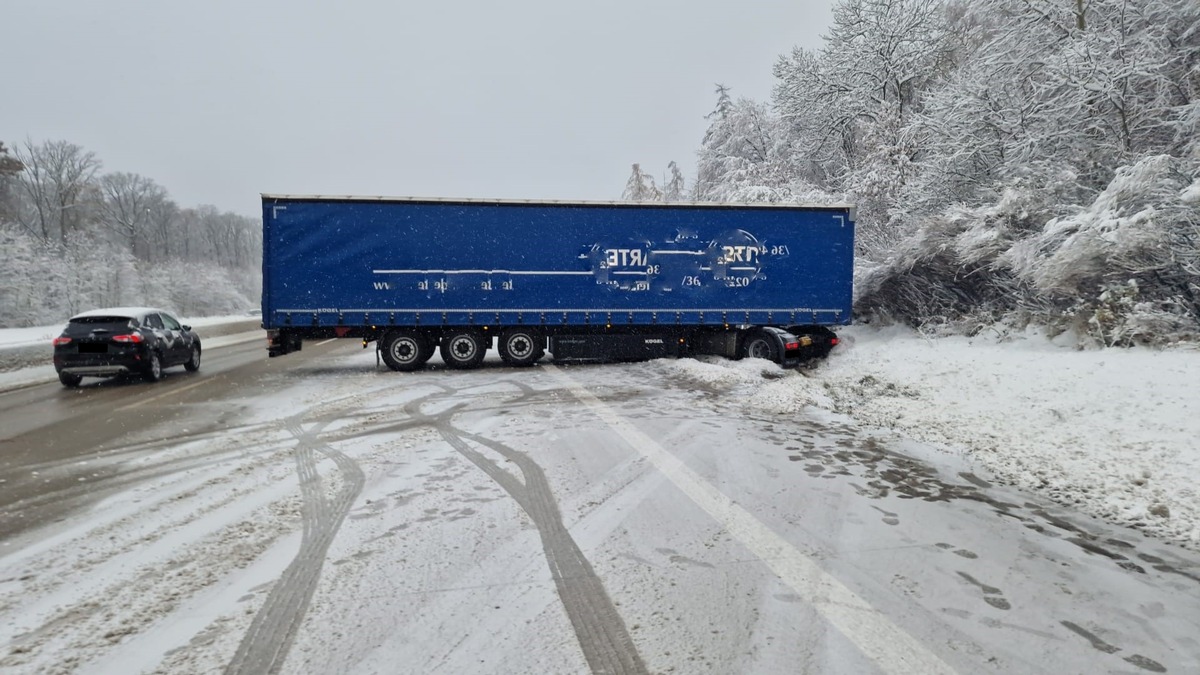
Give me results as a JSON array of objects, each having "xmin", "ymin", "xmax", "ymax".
[{"xmin": 5, "ymin": 1, "xmax": 833, "ymax": 217}]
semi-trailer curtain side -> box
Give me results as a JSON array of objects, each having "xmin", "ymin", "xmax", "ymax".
[{"xmin": 261, "ymin": 195, "xmax": 855, "ymax": 370}]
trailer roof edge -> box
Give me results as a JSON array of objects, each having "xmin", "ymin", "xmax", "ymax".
[{"xmin": 260, "ymin": 194, "xmax": 855, "ymax": 211}]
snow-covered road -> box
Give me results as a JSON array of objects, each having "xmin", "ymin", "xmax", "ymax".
[{"xmin": 1, "ymin": 340, "xmax": 1198, "ymax": 673}]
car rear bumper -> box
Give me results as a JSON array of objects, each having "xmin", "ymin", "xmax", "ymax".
[
  {"xmin": 54, "ymin": 351, "xmax": 146, "ymax": 377},
  {"xmin": 58, "ymin": 364, "xmax": 134, "ymax": 376}
]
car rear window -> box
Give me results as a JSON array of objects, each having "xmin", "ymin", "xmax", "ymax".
[
  {"xmin": 71, "ymin": 316, "xmax": 136, "ymax": 324},
  {"xmin": 65, "ymin": 317, "xmax": 137, "ymax": 334}
]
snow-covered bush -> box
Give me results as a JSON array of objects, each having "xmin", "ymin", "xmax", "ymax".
[
  {"xmin": 858, "ymin": 156, "xmax": 1200, "ymax": 345},
  {"xmin": 855, "ymin": 174, "xmax": 1066, "ymax": 331},
  {"xmin": 1074, "ymin": 280, "xmax": 1200, "ymax": 347}
]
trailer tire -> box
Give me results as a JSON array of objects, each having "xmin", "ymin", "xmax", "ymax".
[
  {"xmin": 740, "ymin": 331, "xmax": 779, "ymax": 362},
  {"xmin": 381, "ymin": 331, "xmax": 428, "ymax": 372},
  {"xmin": 498, "ymin": 329, "xmax": 542, "ymax": 367},
  {"xmin": 439, "ymin": 331, "xmax": 486, "ymax": 369},
  {"xmin": 417, "ymin": 336, "xmax": 436, "ymax": 365}
]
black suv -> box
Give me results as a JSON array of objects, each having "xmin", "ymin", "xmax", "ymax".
[{"xmin": 53, "ymin": 307, "xmax": 202, "ymax": 387}]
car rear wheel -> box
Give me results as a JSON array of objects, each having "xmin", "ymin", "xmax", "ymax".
[
  {"xmin": 184, "ymin": 345, "xmax": 201, "ymax": 372},
  {"xmin": 143, "ymin": 351, "xmax": 163, "ymax": 382},
  {"xmin": 58, "ymin": 372, "xmax": 82, "ymax": 388}
]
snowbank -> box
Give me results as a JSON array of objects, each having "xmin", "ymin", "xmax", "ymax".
[{"xmin": 662, "ymin": 327, "xmax": 1200, "ymax": 550}]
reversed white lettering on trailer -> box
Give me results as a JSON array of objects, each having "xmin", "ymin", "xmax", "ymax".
[
  {"xmin": 604, "ymin": 249, "xmax": 646, "ymax": 267},
  {"xmin": 371, "ymin": 228, "xmax": 780, "ymax": 294},
  {"xmin": 719, "ymin": 245, "xmax": 759, "ymax": 264}
]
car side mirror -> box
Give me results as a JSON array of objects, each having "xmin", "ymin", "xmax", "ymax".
[{"xmin": 181, "ymin": 325, "xmax": 192, "ymax": 331}]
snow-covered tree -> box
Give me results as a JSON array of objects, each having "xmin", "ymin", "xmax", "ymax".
[
  {"xmin": 663, "ymin": 161, "xmax": 686, "ymax": 202},
  {"xmin": 0, "ymin": 137, "xmax": 264, "ymax": 327},
  {"xmin": 738, "ymin": 0, "xmax": 1200, "ymax": 339},
  {"xmin": 773, "ymin": 0, "xmax": 956, "ymax": 253},
  {"xmin": 96, "ymin": 172, "xmax": 167, "ymax": 258},
  {"xmin": 0, "ymin": 142, "xmax": 23, "ymax": 222},
  {"xmin": 695, "ymin": 90, "xmax": 785, "ymax": 201},
  {"xmin": 12, "ymin": 139, "xmax": 101, "ymax": 246},
  {"xmin": 622, "ymin": 163, "xmax": 661, "ymax": 202}
]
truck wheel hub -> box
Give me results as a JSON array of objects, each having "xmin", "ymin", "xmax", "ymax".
[
  {"xmin": 451, "ymin": 338, "xmax": 476, "ymax": 359},
  {"xmin": 507, "ymin": 336, "xmax": 532, "ymax": 357}
]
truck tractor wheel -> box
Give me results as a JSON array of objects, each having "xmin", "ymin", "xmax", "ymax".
[
  {"xmin": 439, "ymin": 331, "xmax": 487, "ymax": 369},
  {"xmin": 740, "ymin": 331, "xmax": 779, "ymax": 362},
  {"xmin": 381, "ymin": 331, "xmax": 427, "ymax": 372},
  {"xmin": 498, "ymin": 329, "xmax": 543, "ymax": 367}
]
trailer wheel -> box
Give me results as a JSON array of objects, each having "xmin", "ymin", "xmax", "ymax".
[
  {"xmin": 417, "ymin": 336, "xmax": 436, "ymax": 364},
  {"xmin": 381, "ymin": 331, "xmax": 428, "ymax": 371},
  {"xmin": 439, "ymin": 331, "xmax": 486, "ymax": 369},
  {"xmin": 740, "ymin": 331, "xmax": 779, "ymax": 362},
  {"xmin": 499, "ymin": 329, "xmax": 543, "ymax": 367}
]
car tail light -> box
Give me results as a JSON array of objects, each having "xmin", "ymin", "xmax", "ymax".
[
  {"xmin": 52, "ymin": 336, "xmax": 72, "ymax": 346},
  {"xmin": 830, "ymin": 337, "xmax": 840, "ymax": 346},
  {"xmin": 112, "ymin": 334, "xmax": 144, "ymax": 343}
]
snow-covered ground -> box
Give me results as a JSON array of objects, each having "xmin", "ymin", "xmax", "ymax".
[
  {"xmin": 661, "ymin": 325, "xmax": 1200, "ymax": 549},
  {"xmin": 2, "ymin": 331, "xmax": 1198, "ymax": 673},
  {"xmin": 3, "ymin": 318, "xmax": 1195, "ymax": 549}
]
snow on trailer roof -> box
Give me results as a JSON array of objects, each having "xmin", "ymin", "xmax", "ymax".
[{"xmin": 260, "ymin": 194, "xmax": 857, "ymax": 213}]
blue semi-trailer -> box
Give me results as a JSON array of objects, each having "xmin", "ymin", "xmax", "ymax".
[{"xmin": 261, "ymin": 195, "xmax": 855, "ymax": 370}]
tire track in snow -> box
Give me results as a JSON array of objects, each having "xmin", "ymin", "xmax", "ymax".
[
  {"xmin": 407, "ymin": 387, "xmax": 648, "ymax": 675},
  {"xmin": 224, "ymin": 416, "xmax": 365, "ymax": 675},
  {"xmin": 547, "ymin": 364, "xmax": 958, "ymax": 675}
]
